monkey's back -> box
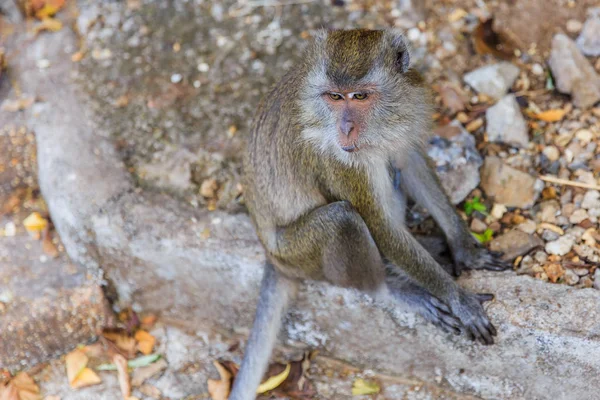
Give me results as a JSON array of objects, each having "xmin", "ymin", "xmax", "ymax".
[{"xmin": 243, "ymin": 70, "xmax": 328, "ymax": 252}]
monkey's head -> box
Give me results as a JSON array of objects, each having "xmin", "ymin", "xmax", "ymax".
[{"xmin": 299, "ymin": 29, "xmax": 432, "ymax": 165}]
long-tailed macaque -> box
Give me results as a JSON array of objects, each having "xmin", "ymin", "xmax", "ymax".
[{"xmin": 229, "ymin": 29, "xmax": 509, "ymax": 399}]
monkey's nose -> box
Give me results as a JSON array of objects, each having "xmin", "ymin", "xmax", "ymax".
[{"xmin": 340, "ymin": 120, "xmax": 354, "ymax": 136}]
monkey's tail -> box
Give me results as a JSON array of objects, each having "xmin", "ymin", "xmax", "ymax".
[{"xmin": 229, "ymin": 262, "xmax": 298, "ymax": 400}]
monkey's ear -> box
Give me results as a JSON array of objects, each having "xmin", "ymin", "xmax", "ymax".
[{"xmin": 386, "ymin": 31, "xmax": 411, "ymax": 73}]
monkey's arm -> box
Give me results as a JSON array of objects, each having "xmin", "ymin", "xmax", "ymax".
[
  {"xmin": 397, "ymin": 149, "xmax": 511, "ymax": 276},
  {"xmin": 356, "ymin": 199, "xmax": 496, "ymax": 344}
]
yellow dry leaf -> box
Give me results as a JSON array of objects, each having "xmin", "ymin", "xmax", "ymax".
[
  {"xmin": 113, "ymin": 354, "xmax": 131, "ymax": 400},
  {"xmin": 533, "ymin": 109, "xmax": 567, "ymax": 122},
  {"xmin": 10, "ymin": 372, "xmax": 41, "ymax": 400},
  {"xmin": 1, "ymin": 97, "xmax": 35, "ymax": 112},
  {"xmin": 23, "ymin": 212, "xmax": 48, "ymax": 234},
  {"xmin": 351, "ymin": 378, "xmax": 380, "ymax": 395},
  {"xmin": 256, "ymin": 363, "xmax": 290, "ymax": 394},
  {"xmin": 34, "ymin": 18, "xmax": 63, "ymax": 34},
  {"xmin": 207, "ymin": 361, "xmax": 232, "ymax": 400},
  {"xmin": 103, "ymin": 331, "xmax": 137, "ymax": 355},
  {"xmin": 65, "ymin": 350, "xmax": 88, "ymax": 386},
  {"xmin": 71, "ymin": 52, "xmax": 84, "ymax": 62},
  {"xmin": 134, "ymin": 330, "xmax": 156, "ymax": 355},
  {"xmin": 70, "ymin": 368, "xmax": 101, "ymax": 389}
]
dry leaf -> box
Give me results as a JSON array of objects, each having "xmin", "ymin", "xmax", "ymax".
[
  {"xmin": 42, "ymin": 229, "xmax": 59, "ymax": 258},
  {"xmin": 140, "ymin": 314, "xmax": 157, "ymax": 329},
  {"xmin": 65, "ymin": 349, "xmax": 102, "ymax": 389},
  {"xmin": 131, "ymin": 358, "xmax": 168, "ymax": 387},
  {"xmin": 33, "ymin": 18, "xmax": 62, "ymax": 34},
  {"xmin": 207, "ymin": 361, "xmax": 232, "ymax": 400},
  {"xmin": 532, "ymin": 109, "xmax": 567, "ymax": 122},
  {"xmin": 34, "ymin": 0, "xmax": 66, "ymax": 19},
  {"xmin": 71, "ymin": 52, "xmax": 84, "ymax": 62},
  {"xmin": 65, "ymin": 350, "xmax": 88, "ymax": 385},
  {"xmin": 114, "ymin": 354, "xmax": 131, "ymax": 400},
  {"xmin": 23, "ymin": 212, "xmax": 48, "ymax": 234},
  {"xmin": 1, "ymin": 97, "xmax": 35, "ymax": 112},
  {"xmin": 103, "ymin": 329, "xmax": 137, "ymax": 356},
  {"xmin": 472, "ymin": 18, "xmax": 514, "ymax": 59},
  {"xmin": 257, "ymin": 363, "xmax": 290, "ymax": 394},
  {"xmin": 2, "ymin": 373, "xmax": 42, "ymax": 400},
  {"xmin": 70, "ymin": 368, "xmax": 101, "ymax": 389},
  {"xmin": 352, "ymin": 378, "xmax": 381, "ymax": 395},
  {"xmin": 134, "ymin": 330, "xmax": 155, "ymax": 355},
  {"xmin": 544, "ymin": 263, "xmax": 565, "ymax": 283}
]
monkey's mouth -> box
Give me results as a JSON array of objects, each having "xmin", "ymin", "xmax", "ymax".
[{"xmin": 341, "ymin": 143, "xmax": 359, "ymax": 153}]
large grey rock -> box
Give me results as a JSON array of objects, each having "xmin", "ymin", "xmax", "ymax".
[
  {"xmin": 463, "ymin": 62, "xmax": 520, "ymax": 100},
  {"xmin": 427, "ymin": 121, "xmax": 482, "ymax": 204},
  {"xmin": 486, "ymin": 94, "xmax": 529, "ymax": 147},
  {"xmin": 577, "ymin": 8, "xmax": 600, "ymax": 56},
  {"xmin": 8, "ymin": 6, "xmax": 600, "ymax": 400},
  {"xmin": 549, "ymin": 34, "xmax": 600, "ymax": 109}
]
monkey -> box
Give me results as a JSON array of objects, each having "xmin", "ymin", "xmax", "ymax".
[{"xmin": 228, "ymin": 29, "xmax": 510, "ymax": 400}]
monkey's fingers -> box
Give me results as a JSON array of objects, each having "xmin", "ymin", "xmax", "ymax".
[
  {"xmin": 483, "ymin": 251, "xmax": 512, "ymax": 271},
  {"xmin": 426, "ymin": 298, "xmax": 461, "ymax": 334}
]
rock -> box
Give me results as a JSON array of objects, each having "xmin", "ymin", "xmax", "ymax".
[
  {"xmin": 470, "ymin": 218, "xmax": 487, "ymax": 233},
  {"xmin": 480, "ymin": 157, "xmax": 540, "ymax": 209},
  {"xmin": 545, "ymin": 235, "xmax": 576, "ymax": 256},
  {"xmin": 548, "ymin": 34, "xmax": 600, "ymax": 109},
  {"xmin": 490, "ymin": 203, "xmax": 507, "ymax": 220},
  {"xmin": 489, "ymin": 229, "xmax": 544, "ymax": 261},
  {"xmin": 542, "ymin": 229, "xmax": 561, "ymax": 242},
  {"xmin": 517, "ymin": 219, "xmax": 537, "ymax": 234},
  {"xmin": 562, "ymin": 203, "xmax": 576, "ymax": 218},
  {"xmin": 594, "ymin": 269, "xmax": 600, "ymax": 290},
  {"xmin": 13, "ymin": 12, "xmax": 600, "ymax": 400},
  {"xmin": 485, "ymin": 94, "xmax": 529, "ymax": 147},
  {"xmin": 427, "ymin": 120, "xmax": 482, "ymax": 204},
  {"xmin": 538, "ymin": 200, "xmax": 560, "ymax": 223},
  {"xmin": 463, "ymin": 62, "xmax": 520, "ymax": 100},
  {"xmin": 582, "ymin": 190, "xmax": 600, "ymax": 209},
  {"xmin": 577, "ymin": 8, "xmax": 600, "ymax": 56},
  {"xmin": 542, "ymin": 146, "xmax": 560, "ymax": 162},
  {"xmin": 569, "ymin": 209, "xmax": 589, "ymax": 224},
  {"xmin": 566, "ymin": 19, "xmax": 584, "ymax": 33},
  {"xmin": 533, "ymin": 251, "xmax": 548, "ymax": 264},
  {"xmin": 564, "ymin": 269, "xmax": 580, "ymax": 285}
]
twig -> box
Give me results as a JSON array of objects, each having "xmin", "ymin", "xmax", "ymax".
[{"xmin": 539, "ymin": 175, "xmax": 600, "ymax": 191}]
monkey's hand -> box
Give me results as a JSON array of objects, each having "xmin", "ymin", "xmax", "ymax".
[
  {"xmin": 451, "ymin": 239, "xmax": 511, "ymax": 277},
  {"xmin": 449, "ymin": 290, "xmax": 496, "ymax": 345}
]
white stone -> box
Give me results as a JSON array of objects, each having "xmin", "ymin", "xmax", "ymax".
[
  {"xmin": 582, "ymin": 190, "xmax": 600, "ymax": 209},
  {"xmin": 464, "ymin": 62, "xmax": 520, "ymax": 100},
  {"xmin": 545, "ymin": 235, "xmax": 575, "ymax": 256}
]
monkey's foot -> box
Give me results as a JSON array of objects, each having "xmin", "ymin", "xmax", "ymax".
[
  {"xmin": 449, "ymin": 290, "xmax": 497, "ymax": 345},
  {"xmin": 451, "ymin": 243, "xmax": 512, "ymax": 277},
  {"xmin": 387, "ymin": 279, "xmax": 461, "ymax": 335}
]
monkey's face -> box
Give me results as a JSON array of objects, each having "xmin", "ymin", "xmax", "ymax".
[
  {"xmin": 298, "ymin": 29, "xmax": 432, "ymax": 166},
  {"xmin": 321, "ymin": 89, "xmax": 378, "ymax": 153}
]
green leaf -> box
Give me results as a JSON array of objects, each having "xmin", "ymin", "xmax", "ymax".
[
  {"xmin": 472, "ymin": 228, "xmax": 494, "ymax": 244},
  {"xmin": 464, "ymin": 196, "xmax": 487, "ymax": 216},
  {"xmin": 96, "ymin": 354, "xmax": 161, "ymax": 371}
]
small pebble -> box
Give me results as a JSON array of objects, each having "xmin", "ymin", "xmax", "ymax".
[
  {"xmin": 517, "ymin": 219, "xmax": 537, "ymax": 234},
  {"xmin": 573, "ymin": 268, "xmax": 589, "ymax": 276},
  {"xmin": 566, "ymin": 19, "xmax": 583, "ymax": 33},
  {"xmin": 170, "ymin": 73, "xmax": 182, "ymax": 83},
  {"xmin": 575, "ymin": 129, "xmax": 594, "ymax": 145},
  {"xmin": 594, "ymin": 269, "xmax": 600, "ymax": 290},
  {"xmin": 534, "ymin": 251, "xmax": 548, "ymax": 264},
  {"xmin": 36, "ymin": 59, "xmax": 50, "ymax": 69},
  {"xmin": 564, "ymin": 269, "xmax": 580, "ymax": 285},
  {"xmin": 545, "ymin": 234, "xmax": 575, "ymax": 255},
  {"xmin": 542, "ymin": 146, "xmax": 560, "ymax": 162},
  {"xmin": 470, "ymin": 218, "xmax": 487, "ymax": 233},
  {"xmin": 531, "ymin": 63, "xmax": 544, "ymax": 76},
  {"xmin": 490, "ymin": 203, "xmax": 507, "ymax": 220},
  {"xmin": 542, "ymin": 230, "xmax": 561, "ymax": 242},
  {"xmin": 569, "ymin": 209, "xmax": 589, "ymax": 224},
  {"xmin": 197, "ymin": 63, "xmax": 210, "ymax": 72}
]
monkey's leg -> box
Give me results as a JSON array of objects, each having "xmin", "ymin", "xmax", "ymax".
[
  {"xmin": 398, "ymin": 150, "xmax": 511, "ymax": 276},
  {"xmin": 229, "ymin": 262, "xmax": 298, "ymax": 400},
  {"xmin": 273, "ymin": 201, "xmax": 456, "ymax": 329}
]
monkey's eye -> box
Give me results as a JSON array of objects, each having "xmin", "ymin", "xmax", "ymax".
[
  {"xmin": 328, "ymin": 93, "xmax": 343, "ymax": 101},
  {"xmin": 353, "ymin": 93, "xmax": 368, "ymax": 100}
]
